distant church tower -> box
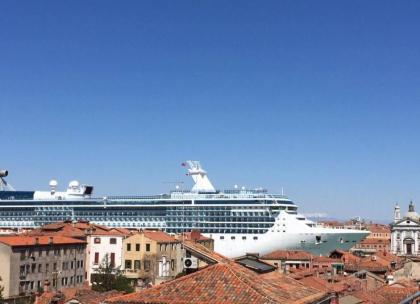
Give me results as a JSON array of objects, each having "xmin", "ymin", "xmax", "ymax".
[{"xmin": 394, "ymin": 203, "xmax": 401, "ymax": 223}]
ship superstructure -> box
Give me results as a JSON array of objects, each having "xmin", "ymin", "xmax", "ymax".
[{"xmin": 0, "ymin": 161, "xmax": 368, "ymax": 257}]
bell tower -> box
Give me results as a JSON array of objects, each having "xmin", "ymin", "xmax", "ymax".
[{"xmin": 394, "ymin": 203, "xmax": 401, "ymax": 223}]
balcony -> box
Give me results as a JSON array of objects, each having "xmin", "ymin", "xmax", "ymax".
[{"xmin": 122, "ymin": 269, "xmax": 149, "ymax": 279}]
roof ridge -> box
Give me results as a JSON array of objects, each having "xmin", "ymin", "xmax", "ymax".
[{"xmin": 106, "ymin": 264, "xmax": 220, "ymax": 302}]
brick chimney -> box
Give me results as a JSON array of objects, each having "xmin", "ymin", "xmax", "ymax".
[
  {"xmin": 190, "ymin": 229, "xmax": 201, "ymax": 241},
  {"xmin": 43, "ymin": 279, "xmax": 50, "ymax": 292}
]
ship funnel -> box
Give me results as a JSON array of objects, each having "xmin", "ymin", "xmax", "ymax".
[
  {"xmin": 183, "ymin": 161, "xmax": 216, "ymax": 193},
  {"xmin": 0, "ymin": 170, "xmax": 15, "ymax": 191}
]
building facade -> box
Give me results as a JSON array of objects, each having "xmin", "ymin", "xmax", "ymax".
[
  {"xmin": 86, "ymin": 230, "xmax": 127, "ymax": 283},
  {"xmin": 122, "ymin": 230, "xmax": 183, "ymax": 286},
  {"xmin": 391, "ymin": 202, "xmax": 420, "ymax": 256},
  {"xmin": 0, "ymin": 235, "xmax": 86, "ymax": 299}
]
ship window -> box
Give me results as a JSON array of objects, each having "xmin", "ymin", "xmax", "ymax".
[
  {"xmin": 220, "ymin": 236, "xmax": 224, "ymax": 240},
  {"xmin": 242, "ymin": 236, "xmax": 246, "ymax": 240},
  {"xmin": 253, "ymin": 236, "xmax": 258, "ymax": 240},
  {"xmin": 231, "ymin": 236, "xmax": 235, "ymax": 240}
]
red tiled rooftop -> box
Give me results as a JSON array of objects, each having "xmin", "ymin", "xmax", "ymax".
[
  {"xmin": 352, "ymin": 280, "xmax": 419, "ymax": 304},
  {"xmin": 358, "ymin": 238, "xmax": 390, "ymax": 244},
  {"xmin": 0, "ymin": 235, "xmax": 85, "ymax": 247},
  {"xmin": 143, "ymin": 230, "xmax": 179, "ymax": 243},
  {"xmin": 366, "ymin": 224, "xmax": 391, "ymax": 234},
  {"xmin": 312, "ymin": 256, "xmax": 342, "ymax": 263},
  {"xmin": 261, "ymin": 250, "xmax": 314, "ymax": 261},
  {"xmin": 177, "ymin": 230, "xmax": 211, "ymax": 241},
  {"xmin": 26, "ymin": 221, "xmax": 130, "ymax": 238},
  {"xmin": 106, "ymin": 261, "xmax": 329, "ymax": 304}
]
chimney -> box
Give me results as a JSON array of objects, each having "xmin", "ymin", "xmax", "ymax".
[
  {"xmin": 43, "ymin": 279, "xmax": 50, "ymax": 293},
  {"xmin": 190, "ymin": 229, "xmax": 201, "ymax": 241},
  {"xmin": 49, "ymin": 237, "xmax": 54, "ymax": 245}
]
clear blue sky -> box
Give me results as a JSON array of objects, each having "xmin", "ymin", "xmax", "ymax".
[{"xmin": 1, "ymin": 1, "xmax": 419, "ymax": 220}]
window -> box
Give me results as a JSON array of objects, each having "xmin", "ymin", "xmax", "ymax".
[
  {"xmin": 94, "ymin": 252, "xmax": 99, "ymax": 265},
  {"xmin": 220, "ymin": 236, "xmax": 224, "ymax": 240},
  {"xmin": 94, "ymin": 237, "xmax": 101, "ymax": 244},
  {"xmin": 45, "ymin": 263, "xmax": 49, "ymax": 273},
  {"xmin": 53, "ymin": 263, "xmax": 57, "ymax": 271},
  {"xmin": 127, "ymin": 243, "xmax": 131, "ymax": 251},
  {"xmin": 231, "ymin": 236, "xmax": 235, "ymax": 240},
  {"xmin": 253, "ymin": 236, "xmax": 258, "ymax": 240},
  {"xmin": 146, "ymin": 244, "xmax": 150, "ymax": 252},
  {"xmin": 38, "ymin": 264, "xmax": 42, "ymax": 273},
  {"xmin": 125, "ymin": 260, "xmax": 132, "ymax": 269},
  {"xmin": 31, "ymin": 263, "xmax": 36, "ymax": 273},
  {"xmin": 242, "ymin": 236, "xmax": 246, "ymax": 240},
  {"xmin": 136, "ymin": 243, "xmax": 140, "ymax": 251},
  {"xmin": 110, "ymin": 253, "xmax": 115, "ymax": 268},
  {"xmin": 144, "ymin": 260, "xmax": 150, "ymax": 271},
  {"xmin": 134, "ymin": 260, "xmax": 141, "ymax": 270},
  {"xmin": 171, "ymin": 259, "xmax": 175, "ymax": 271},
  {"xmin": 110, "ymin": 238, "xmax": 117, "ymax": 244}
]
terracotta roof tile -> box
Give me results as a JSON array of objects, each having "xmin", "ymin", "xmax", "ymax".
[
  {"xmin": 177, "ymin": 230, "xmax": 211, "ymax": 241},
  {"xmin": 0, "ymin": 235, "xmax": 86, "ymax": 247},
  {"xmin": 358, "ymin": 238, "xmax": 390, "ymax": 245},
  {"xmin": 365, "ymin": 224, "xmax": 390, "ymax": 234},
  {"xmin": 261, "ymin": 250, "xmax": 313, "ymax": 261},
  {"xmin": 106, "ymin": 262, "xmax": 329, "ymax": 304},
  {"xmin": 312, "ymin": 256, "xmax": 342, "ymax": 263},
  {"xmin": 26, "ymin": 221, "xmax": 130, "ymax": 238},
  {"xmin": 143, "ymin": 230, "xmax": 179, "ymax": 243}
]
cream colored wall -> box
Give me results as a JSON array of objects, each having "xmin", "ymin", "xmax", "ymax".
[
  {"xmin": 123, "ymin": 233, "xmax": 157, "ymax": 265},
  {"xmin": 0, "ymin": 244, "xmax": 12, "ymax": 298}
]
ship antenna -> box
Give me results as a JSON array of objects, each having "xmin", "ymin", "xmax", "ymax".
[{"xmin": 281, "ymin": 187, "xmax": 284, "ymax": 196}]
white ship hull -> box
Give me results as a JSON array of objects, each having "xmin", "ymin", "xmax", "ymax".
[
  {"xmin": 206, "ymin": 210, "xmax": 369, "ymax": 257},
  {"xmin": 208, "ymin": 228, "xmax": 368, "ymax": 258}
]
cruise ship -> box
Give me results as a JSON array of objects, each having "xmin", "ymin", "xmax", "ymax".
[{"xmin": 0, "ymin": 161, "xmax": 368, "ymax": 257}]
